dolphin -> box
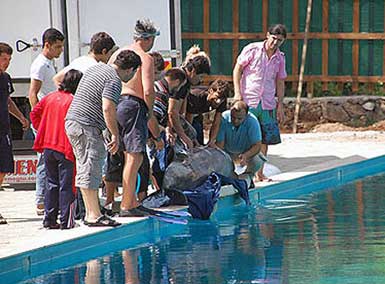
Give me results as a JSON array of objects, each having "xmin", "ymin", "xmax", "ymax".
[{"xmin": 162, "ymin": 146, "xmax": 235, "ymax": 191}]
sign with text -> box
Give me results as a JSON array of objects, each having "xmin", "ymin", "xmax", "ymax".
[{"xmin": 4, "ymin": 155, "xmax": 38, "ymax": 184}]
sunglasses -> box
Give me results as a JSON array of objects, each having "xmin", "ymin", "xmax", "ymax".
[{"xmin": 270, "ymin": 35, "xmax": 285, "ymax": 45}]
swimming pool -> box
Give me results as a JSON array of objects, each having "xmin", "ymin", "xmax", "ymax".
[{"xmin": 20, "ymin": 173, "xmax": 385, "ymax": 283}]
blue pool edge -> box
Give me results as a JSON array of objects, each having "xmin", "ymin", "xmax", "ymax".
[{"xmin": 1, "ymin": 154, "xmax": 385, "ymax": 283}]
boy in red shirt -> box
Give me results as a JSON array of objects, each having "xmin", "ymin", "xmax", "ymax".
[{"xmin": 30, "ymin": 70, "xmax": 82, "ymax": 229}]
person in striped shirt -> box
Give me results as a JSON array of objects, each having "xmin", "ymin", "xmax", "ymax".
[{"xmin": 65, "ymin": 50, "xmax": 141, "ymax": 227}]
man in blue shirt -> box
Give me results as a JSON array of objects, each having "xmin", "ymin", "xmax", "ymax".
[{"xmin": 216, "ymin": 100, "xmax": 264, "ymax": 177}]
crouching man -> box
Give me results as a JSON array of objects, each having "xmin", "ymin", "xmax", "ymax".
[{"xmin": 215, "ymin": 100, "xmax": 265, "ymax": 179}]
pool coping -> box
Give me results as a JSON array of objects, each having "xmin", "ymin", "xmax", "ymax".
[{"xmin": 1, "ymin": 154, "xmax": 385, "ymax": 283}]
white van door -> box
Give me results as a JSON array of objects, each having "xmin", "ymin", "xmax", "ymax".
[
  {"xmin": 0, "ymin": 0, "xmax": 65, "ymax": 96},
  {"xmin": 66, "ymin": 0, "xmax": 181, "ymax": 64}
]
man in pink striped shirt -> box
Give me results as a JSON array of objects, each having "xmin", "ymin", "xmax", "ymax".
[{"xmin": 233, "ymin": 24, "xmax": 287, "ymax": 182}]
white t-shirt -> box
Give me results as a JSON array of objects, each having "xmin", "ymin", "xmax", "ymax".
[
  {"xmin": 30, "ymin": 54, "xmax": 57, "ymax": 101},
  {"xmin": 62, "ymin": 55, "xmax": 98, "ymax": 74}
]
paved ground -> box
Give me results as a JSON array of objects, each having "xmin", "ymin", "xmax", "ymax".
[{"xmin": 1, "ymin": 131, "xmax": 385, "ymax": 259}]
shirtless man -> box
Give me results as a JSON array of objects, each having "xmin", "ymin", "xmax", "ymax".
[{"xmin": 108, "ymin": 19, "xmax": 163, "ymax": 216}]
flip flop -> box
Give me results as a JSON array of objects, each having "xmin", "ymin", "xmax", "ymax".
[{"xmin": 84, "ymin": 215, "xmax": 121, "ymax": 227}]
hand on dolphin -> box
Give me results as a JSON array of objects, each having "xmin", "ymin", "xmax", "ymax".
[
  {"xmin": 238, "ymin": 153, "xmax": 248, "ymax": 167},
  {"xmin": 166, "ymin": 128, "xmax": 176, "ymax": 145},
  {"xmin": 153, "ymin": 138, "xmax": 165, "ymax": 151},
  {"xmin": 181, "ymin": 135, "xmax": 194, "ymax": 149},
  {"xmin": 207, "ymin": 140, "xmax": 219, "ymax": 148}
]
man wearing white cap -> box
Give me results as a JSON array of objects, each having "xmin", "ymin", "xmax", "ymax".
[{"xmin": 108, "ymin": 19, "xmax": 164, "ymax": 217}]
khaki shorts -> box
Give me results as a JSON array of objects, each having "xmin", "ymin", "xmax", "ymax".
[{"xmin": 65, "ymin": 120, "xmax": 106, "ymax": 190}]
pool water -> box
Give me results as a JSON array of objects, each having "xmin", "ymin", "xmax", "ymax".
[{"xmin": 22, "ymin": 173, "xmax": 385, "ymax": 284}]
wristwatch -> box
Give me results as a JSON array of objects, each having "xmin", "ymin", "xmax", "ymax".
[{"xmin": 154, "ymin": 136, "xmax": 162, "ymax": 142}]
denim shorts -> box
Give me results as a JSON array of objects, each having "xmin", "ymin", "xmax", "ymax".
[
  {"xmin": 250, "ymin": 103, "xmax": 281, "ymax": 145},
  {"xmin": 117, "ymin": 95, "xmax": 148, "ymax": 153},
  {"xmin": 65, "ymin": 120, "xmax": 106, "ymax": 190}
]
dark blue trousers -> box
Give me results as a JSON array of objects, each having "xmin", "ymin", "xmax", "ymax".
[{"xmin": 44, "ymin": 149, "xmax": 75, "ymax": 228}]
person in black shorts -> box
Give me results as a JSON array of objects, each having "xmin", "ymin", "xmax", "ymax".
[
  {"xmin": 106, "ymin": 19, "xmax": 165, "ymax": 217},
  {"xmin": 104, "ymin": 67, "xmax": 187, "ymax": 201},
  {"xmin": 186, "ymin": 79, "xmax": 230, "ymax": 146},
  {"xmin": 0, "ymin": 42, "xmax": 29, "ymax": 224},
  {"xmin": 136, "ymin": 51, "xmax": 167, "ymax": 198},
  {"xmin": 103, "ymin": 50, "xmax": 167, "ymax": 209}
]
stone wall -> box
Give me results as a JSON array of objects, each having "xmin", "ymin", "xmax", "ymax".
[
  {"xmin": 282, "ymin": 96, "xmax": 385, "ymax": 131},
  {"xmin": 204, "ymin": 96, "xmax": 385, "ymax": 132}
]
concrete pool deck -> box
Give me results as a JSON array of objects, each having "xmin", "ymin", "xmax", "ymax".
[{"xmin": 1, "ymin": 131, "xmax": 385, "ymax": 261}]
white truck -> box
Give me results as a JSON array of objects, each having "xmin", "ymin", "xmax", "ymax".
[{"xmin": 1, "ymin": 0, "xmax": 182, "ymax": 187}]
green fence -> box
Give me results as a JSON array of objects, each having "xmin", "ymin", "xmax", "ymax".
[{"xmin": 181, "ymin": 0, "xmax": 385, "ymax": 94}]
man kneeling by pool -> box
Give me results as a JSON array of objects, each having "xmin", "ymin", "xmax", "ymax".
[{"xmin": 215, "ymin": 100, "xmax": 265, "ymax": 180}]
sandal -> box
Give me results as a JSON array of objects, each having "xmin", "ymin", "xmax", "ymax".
[
  {"xmin": 84, "ymin": 215, "xmax": 121, "ymax": 227},
  {"xmin": 101, "ymin": 205, "xmax": 115, "ymax": 217}
]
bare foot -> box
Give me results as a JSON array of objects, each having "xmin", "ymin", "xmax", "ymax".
[{"xmin": 256, "ymin": 174, "xmax": 273, "ymax": 182}]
